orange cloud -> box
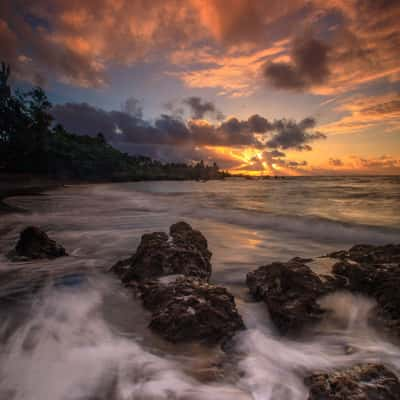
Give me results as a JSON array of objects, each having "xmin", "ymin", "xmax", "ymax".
[
  {"xmin": 170, "ymin": 40, "xmax": 289, "ymax": 97},
  {"xmin": 3, "ymin": 0, "xmax": 398, "ymax": 97},
  {"xmin": 309, "ymin": 1, "xmax": 400, "ymax": 95},
  {"xmin": 318, "ymin": 155, "xmax": 400, "ymax": 175},
  {"xmin": 190, "ymin": 0, "xmax": 304, "ymax": 43},
  {"xmin": 319, "ymin": 93, "xmax": 400, "ymax": 135}
]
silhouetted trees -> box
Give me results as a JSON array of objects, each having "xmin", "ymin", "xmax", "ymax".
[
  {"xmin": 1, "ymin": 67, "xmax": 54, "ymax": 173},
  {"xmin": 0, "ymin": 62, "xmax": 224, "ymax": 181}
]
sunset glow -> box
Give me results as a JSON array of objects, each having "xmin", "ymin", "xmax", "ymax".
[{"xmin": 1, "ymin": 0, "xmax": 399, "ymax": 175}]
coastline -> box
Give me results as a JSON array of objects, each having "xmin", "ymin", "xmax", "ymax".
[
  {"xmin": 0, "ymin": 173, "xmax": 225, "ymax": 215},
  {"xmin": 0, "ymin": 173, "xmax": 62, "ymax": 215}
]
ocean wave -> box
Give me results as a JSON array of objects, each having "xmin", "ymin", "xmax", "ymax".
[{"xmin": 188, "ymin": 207, "xmax": 400, "ymax": 245}]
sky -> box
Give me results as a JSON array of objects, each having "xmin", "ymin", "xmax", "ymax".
[{"xmin": 1, "ymin": 0, "xmax": 400, "ymax": 175}]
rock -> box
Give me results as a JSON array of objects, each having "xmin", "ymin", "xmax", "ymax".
[
  {"xmin": 111, "ymin": 222, "xmax": 244, "ymax": 346},
  {"xmin": 246, "ymin": 259, "xmax": 325, "ymax": 334},
  {"xmin": 305, "ymin": 363, "xmax": 400, "ymax": 400},
  {"xmin": 11, "ymin": 226, "xmax": 67, "ymax": 260},
  {"xmin": 291, "ymin": 256, "xmax": 313, "ymax": 263},
  {"xmin": 137, "ymin": 276, "xmax": 245, "ymax": 344},
  {"xmin": 329, "ymin": 244, "xmax": 400, "ymax": 336},
  {"xmin": 332, "ymin": 259, "xmax": 400, "ymax": 336},
  {"xmin": 328, "ymin": 244, "xmax": 400, "ymax": 264},
  {"xmin": 110, "ymin": 255, "xmax": 134, "ymax": 276},
  {"xmin": 112, "ymin": 221, "xmax": 212, "ymax": 281}
]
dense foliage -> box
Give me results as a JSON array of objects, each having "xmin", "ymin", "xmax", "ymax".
[{"xmin": 0, "ymin": 63, "xmax": 223, "ymax": 181}]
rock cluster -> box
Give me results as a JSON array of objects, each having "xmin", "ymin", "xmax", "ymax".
[
  {"xmin": 7, "ymin": 224, "xmax": 400, "ymax": 399},
  {"xmin": 113, "ymin": 221, "xmax": 244, "ymax": 345},
  {"xmin": 10, "ymin": 226, "xmax": 67, "ymax": 260},
  {"xmin": 245, "ymin": 244, "xmax": 400, "ymax": 398},
  {"xmin": 246, "ymin": 259, "xmax": 325, "ymax": 334},
  {"xmin": 305, "ymin": 363, "xmax": 400, "ymax": 400},
  {"xmin": 246, "ymin": 244, "xmax": 400, "ymax": 337}
]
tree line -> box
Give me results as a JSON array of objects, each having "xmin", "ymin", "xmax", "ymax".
[{"xmin": 0, "ymin": 63, "xmax": 224, "ymax": 181}]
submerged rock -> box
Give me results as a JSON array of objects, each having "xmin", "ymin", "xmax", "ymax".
[
  {"xmin": 112, "ymin": 221, "xmax": 212, "ymax": 281},
  {"xmin": 332, "ymin": 259, "xmax": 400, "ymax": 336},
  {"xmin": 246, "ymin": 244, "xmax": 400, "ymax": 336},
  {"xmin": 306, "ymin": 363, "xmax": 400, "ymax": 400},
  {"xmin": 136, "ymin": 276, "xmax": 245, "ymax": 344},
  {"xmin": 246, "ymin": 259, "xmax": 325, "ymax": 334},
  {"xmin": 10, "ymin": 226, "xmax": 67, "ymax": 260},
  {"xmin": 328, "ymin": 243, "xmax": 400, "ymax": 336},
  {"xmin": 328, "ymin": 244, "xmax": 400, "ymax": 264}
]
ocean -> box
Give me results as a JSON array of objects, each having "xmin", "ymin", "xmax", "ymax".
[{"xmin": 0, "ymin": 176, "xmax": 399, "ymax": 399}]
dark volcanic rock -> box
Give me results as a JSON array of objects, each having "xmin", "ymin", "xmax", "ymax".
[
  {"xmin": 11, "ymin": 226, "xmax": 67, "ymax": 260},
  {"xmin": 137, "ymin": 276, "xmax": 245, "ymax": 344},
  {"xmin": 332, "ymin": 259, "xmax": 400, "ymax": 335},
  {"xmin": 113, "ymin": 221, "xmax": 212, "ymax": 281},
  {"xmin": 111, "ymin": 222, "xmax": 245, "ymax": 346},
  {"xmin": 306, "ymin": 363, "xmax": 400, "ymax": 400},
  {"xmin": 246, "ymin": 259, "xmax": 325, "ymax": 334},
  {"xmin": 328, "ymin": 244, "xmax": 400, "ymax": 264},
  {"xmin": 245, "ymin": 244, "xmax": 400, "ymax": 336},
  {"xmin": 329, "ymin": 243, "xmax": 400, "ymax": 336}
]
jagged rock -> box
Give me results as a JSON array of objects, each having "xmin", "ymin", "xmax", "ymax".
[
  {"xmin": 111, "ymin": 222, "xmax": 244, "ymax": 345},
  {"xmin": 246, "ymin": 259, "xmax": 325, "ymax": 334},
  {"xmin": 112, "ymin": 221, "xmax": 212, "ymax": 281},
  {"xmin": 245, "ymin": 244, "xmax": 400, "ymax": 336},
  {"xmin": 136, "ymin": 276, "xmax": 245, "ymax": 344},
  {"xmin": 332, "ymin": 259, "xmax": 400, "ymax": 336},
  {"xmin": 305, "ymin": 363, "xmax": 400, "ymax": 400},
  {"xmin": 328, "ymin": 244, "xmax": 400, "ymax": 264},
  {"xmin": 328, "ymin": 244, "xmax": 400, "ymax": 336},
  {"xmin": 10, "ymin": 226, "xmax": 67, "ymax": 260}
]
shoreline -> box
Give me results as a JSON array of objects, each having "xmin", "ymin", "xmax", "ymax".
[
  {"xmin": 0, "ymin": 173, "xmax": 63, "ymax": 215},
  {"xmin": 0, "ymin": 185, "xmax": 60, "ymax": 214},
  {"xmin": 0, "ymin": 173, "xmax": 223, "ymax": 216}
]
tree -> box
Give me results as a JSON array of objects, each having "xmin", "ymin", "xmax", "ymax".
[
  {"xmin": 0, "ymin": 62, "xmax": 11, "ymax": 98},
  {"xmin": 0, "ymin": 63, "xmax": 53, "ymax": 172},
  {"xmin": 0, "ymin": 63, "xmax": 28, "ymax": 169},
  {"xmin": 96, "ymin": 132, "xmax": 106, "ymax": 144}
]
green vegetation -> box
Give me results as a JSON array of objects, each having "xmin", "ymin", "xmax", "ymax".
[{"xmin": 0, "ymin": 62, "xmax": 224, "ymax": 181}]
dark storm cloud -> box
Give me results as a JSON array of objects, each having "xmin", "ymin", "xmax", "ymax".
[
  {"xmin": 264, "ymin": 34, "xmax": 331, "ymax": 90},
  {"xmin": 285, "ymin": 160, "xmax": 307, "ymax": 167},
  {"xmin": 183, "ymin": 96, "xmax": 224, "ymax": 120},
  {"xmin": 111, "ymin": 142, "xmax": 239, "ymax": 169},
  {"xmin": 216, "ymin": 114, "xmax": 271, "ymax": 138},
  {"xmin": 270, "ymin": 149, "xmax": 286, "ymax": 157},
  {"xmin": 52, "ymin": 103, "xmax": 119, "ymax": 140},
  {"xmin": 52, "ymin": 102, "xmax": 325, "ymax": 157},
  {"xmin": 250, "ymin": 150, "xmax": 307, "ymax": 173},
  {"xmin": 264, "ymin": 63, "xmax": 305, "ymax": 90},
  {"xmin": 329, "ymin": 158, "xmax": 343, "ymax": 166},
  {"xmin": 52, "ymin": 103, "xmax": 192, "ymax": 145},
  {"xmin": 122, "ymin": 97, "xmax": 143, "ymax": 119},
  {"xmin": 247, "ymin": 114, "xmax": 272, "ymax": 133},
  {"xmin": 266, "ymin": 118, "xmax": 325, "ymax": 150},
  {"xmin": 163, "ymin": 100, "xmax": 185, "ymax": 117}
]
